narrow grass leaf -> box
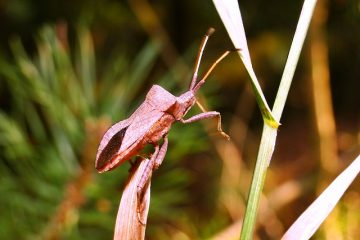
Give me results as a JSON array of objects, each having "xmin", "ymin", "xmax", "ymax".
[
  {"xmin": 212, "ymin": 0, "xmax": 279, "ymax": 128},
  {"xmin": 272, "ymin": 0, "xmax": 317, "ymax": 120},
  {"xmin": 282, "ymin": 154, "xmax": 360, "ymax": 240}
]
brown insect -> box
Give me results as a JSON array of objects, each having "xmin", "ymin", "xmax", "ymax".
[{"xmin": 96, "ymin": 28, "xmax": 235, "ymax": 207}]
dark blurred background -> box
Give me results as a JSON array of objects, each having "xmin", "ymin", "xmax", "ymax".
[{"xmin": 0, "ymin": 0, "xmax": 359, "ymax": 239}]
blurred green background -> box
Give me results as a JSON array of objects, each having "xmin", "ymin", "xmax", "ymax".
[{"xmin": 0, "ymin": 0, "xmax": 359, "ymax": 239}]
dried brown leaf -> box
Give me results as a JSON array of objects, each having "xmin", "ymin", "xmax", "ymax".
[{"xmin": 114, "ymin": 159, "xmax": 151, "ymax": 240}]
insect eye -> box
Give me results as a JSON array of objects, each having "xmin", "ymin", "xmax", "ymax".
[{"xmin": 96, "ymin": 127, "xmax": 128, "ymax": 170}]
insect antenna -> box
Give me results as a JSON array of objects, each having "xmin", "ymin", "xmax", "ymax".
[
  {"xmin": 192, "ymin": 48, "xmax": 241, "ymax": 93},
  {"xmin": 189, "ymin": 28, "xmax": 215, "ymax": 90}
]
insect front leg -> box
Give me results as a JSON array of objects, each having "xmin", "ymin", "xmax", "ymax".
[{"xmin": 180, "ymin": 111, "xmax": 230, "ymax": 140}]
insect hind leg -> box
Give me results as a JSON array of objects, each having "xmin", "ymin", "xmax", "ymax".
[
  {"xmin": 137, "ymin": 145, "xmax": 159, "ymax": 202},
  {"xmin": 136, "ymin": 146, "xmax": 158, "ymax": 225},
  {"xmin": 136, "ymin": 138, "xmax": 168, "ymax": 224},
  {"xmin": 136, "ymin": 136, "xmax": 169, "ymax": 200},
  {"xmin": 154, "ymin": 135, "xmax": 168, "ymax": 169}
]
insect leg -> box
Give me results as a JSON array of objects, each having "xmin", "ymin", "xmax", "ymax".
[
  {"xmin": 180, "ymin": 111, "xmax": 230, "ymax": 140},
  {"xmin": 136, "ymin": 145, "xmax": 159, "ymax": 225},
  {"xmin": 137, "ymin": 145, "xmax": 159, "ymax": 199},
  {"xmin": 136, "ymin": 135, "xmax": 168, "ymax": 198},
  {"xmin": 154, "ymin": 135, "xmax": 168, "ymax": 169}
]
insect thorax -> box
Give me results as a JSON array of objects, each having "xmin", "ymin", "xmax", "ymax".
[
  {"xmin": 146, "ymin": 85, "xmax": 177, "ymax": 112},
  {"xmin": 144, "ymin": 114, "xmax": 175, "ymax": 143}
]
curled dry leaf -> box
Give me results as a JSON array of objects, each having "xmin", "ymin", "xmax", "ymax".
[{"xmin": 114, "ymin": 159, "xmax": 151, "ymax": 240}]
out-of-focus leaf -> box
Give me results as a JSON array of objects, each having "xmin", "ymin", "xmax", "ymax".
[
  {"xmin": 76, "ymin": 26, "xmax": 96, "ymax": 115},
  {"xmin": 0, "ymin": 112, "xmax": 33, "ymax": 159},
  {"xmin": 105, "ymin": 41, "xmax": 160, "ymax": 118}
]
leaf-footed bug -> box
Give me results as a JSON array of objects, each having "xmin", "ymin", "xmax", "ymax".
[{"xmin": 95, "ymin": 28, "xmax": 238, "ymax": 218}]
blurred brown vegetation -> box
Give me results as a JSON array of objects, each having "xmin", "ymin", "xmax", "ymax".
[{"xmin": 0, "ymin": 0, "xmax": 359, "ymax": 239}]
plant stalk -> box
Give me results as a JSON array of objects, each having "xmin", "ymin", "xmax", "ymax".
[
  {"xmin": 240, "ymin": 0, "xmax": 317, "ymax": 238},
  {"xmin": 240, "ymin": 124, "xmax": 277, "ymax": 239}
]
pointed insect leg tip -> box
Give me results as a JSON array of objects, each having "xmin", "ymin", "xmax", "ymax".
[
  {"xmin": 231, "ymin": 48, "xmax": 242, "ymax": 52},
  {"xmin": 137, "ymin": 212, "xmax": 146, "ymax": 226},
  {"xmin": 220, "ymin": 131, "xmax": 230, "ymax": 141},
  {"xmin": 206, "ymin": 27, "xmax": 215, "ymax": 36}
]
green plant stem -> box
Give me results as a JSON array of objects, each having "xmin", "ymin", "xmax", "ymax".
[
  {"xmin": 240, "ymin": 0, "xmax": 317, "ymax": 239},
  {"xmin": 240, "ymin": 124, "xmax": 276, "ymax": 239}
]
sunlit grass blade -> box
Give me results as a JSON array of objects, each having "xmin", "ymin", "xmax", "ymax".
[
  {"xmin": 212, "ymin": 0, "xmax": 279, "ymax": 128},
  {"xmin": 272, "ymin": 0, "xmax": 317, "ymax": 119},
  {"xmin": 282, "ymin": 154, "xmax": 360, "ymax": 240}
]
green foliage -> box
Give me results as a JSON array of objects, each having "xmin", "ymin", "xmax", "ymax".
[{"xmin": 0, "ymin": 25, "xmax": 210, "ymax": 239}]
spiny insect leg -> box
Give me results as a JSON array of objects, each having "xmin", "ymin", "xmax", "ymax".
[
  {"xmin": 136, "ymin": 136, "xmax": 169, "ymax": 202},
  {"xmin": 136, "ymin": 137, "xmax": 170, "ymax": 224},
  {"xmin": 137, "ymin": 145, "xmax": 159, "ymax": 201},
  {"xmin": 180, "ymin": 111, "xmax": 230, "ymax": 140},
  {"xmin": 136, "ymin": 144, "xmax": 160, "ymax": 225},
  {"xmin": 154, "ymin": 135, "xmax": 168, "ymax": 169}
]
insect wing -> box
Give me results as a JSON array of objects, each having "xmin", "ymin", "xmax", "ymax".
[
  {"xmin": 95, "ymin": 102, "xmax": 164, "ymax": 172},
  {"xmin": 120, "ymin": 106, "xmax": 163, "ymax": 152},
  {"xmin": 95, "ymin": 119, "xmax": 131, "ymax": 170}
]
